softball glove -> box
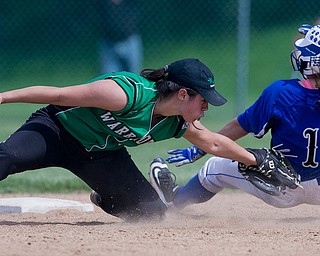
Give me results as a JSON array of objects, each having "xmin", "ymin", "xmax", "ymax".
[{"xmin": 238, "ymin": 148, "xmax": 302, "ymax": 196}]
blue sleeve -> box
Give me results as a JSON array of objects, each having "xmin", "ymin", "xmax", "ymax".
[{"xmin": 237, "ymin": 81, "xmax": 282, "ymax": 138}]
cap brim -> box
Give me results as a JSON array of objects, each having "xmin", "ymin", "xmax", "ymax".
[
  {"xmin": 295, "ymin": 38, "xmax": 310, "ymax": 47},
  {"xmin": 295, "ymin": 38, "xmax": 320, "ymax": 56},
  {"xmin": 202, "ymin": 90, "xmax": 227, "ymax": 106}
]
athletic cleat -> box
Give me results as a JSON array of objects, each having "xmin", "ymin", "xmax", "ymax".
[
  {"xmin": 149, "ymin": 157, "xmax": 180, "ymax": 207},
  {"xmin": 90, "ymin": 190, "xmax": 102, "ymax": 207}
]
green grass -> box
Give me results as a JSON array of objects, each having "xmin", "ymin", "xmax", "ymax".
[{"xmin": 0, "ymin": 168, "xmax": 89, "ymax": 193}]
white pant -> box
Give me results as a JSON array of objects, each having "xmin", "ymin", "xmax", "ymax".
[{"xmin": 198, "ymin": 157, "xmax": 320, "ymax": 208}]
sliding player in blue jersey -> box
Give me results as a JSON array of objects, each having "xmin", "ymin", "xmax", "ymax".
[{"xmin": 150, "ymin": 24, "xmax": 320, "ymax": 209}]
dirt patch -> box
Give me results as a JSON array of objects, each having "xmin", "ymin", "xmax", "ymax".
[{"xmin": 1, "ymin": 191, "xmax": 319, "ymax": 256}]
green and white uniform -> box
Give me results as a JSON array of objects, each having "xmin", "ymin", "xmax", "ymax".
[
  {"xmin": 56, "ymin": 72, "xmax": 187, "ymax": 151},
  {"xmin": 0, "ymin": 71, "xmax": 187, "ymax": 220}
]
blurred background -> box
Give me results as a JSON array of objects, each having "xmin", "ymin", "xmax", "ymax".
[{"xmin": 0, "ymin": 0, "xmax": 319, "ymax": 193}]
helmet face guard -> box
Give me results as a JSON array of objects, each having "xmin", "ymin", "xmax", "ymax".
[
  {"xmin": 290, "ymin": 50, "xmax": 301, "ymax": 72},
  {"xmin": 290, "ymin": 50, "xmax": 320, "ymax": 77},
  {"xmin": 293, "ymin": 24, "xmax": 320, "ymax": 77}
]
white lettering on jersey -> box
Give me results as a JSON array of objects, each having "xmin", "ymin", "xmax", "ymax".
[
  {"xmin": 100, "ymin": 111, "xmax": 154, "ymax": 145},
  {"xmin": 100, "ymin": 112, "xmax": 115, "ymax": 121}
]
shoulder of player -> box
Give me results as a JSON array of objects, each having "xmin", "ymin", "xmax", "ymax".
[
  {"xmin": 264, "ymin": 79, "xmax": 299, "ymax": 94},
  {"xmin": 108, "ymin": 72, "xmax": 155, "ymax": 89}
]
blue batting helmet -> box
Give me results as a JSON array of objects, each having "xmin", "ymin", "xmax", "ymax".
[{"xmin": 291, "ymin": 24, "xmax": 320, "ymax": 77}]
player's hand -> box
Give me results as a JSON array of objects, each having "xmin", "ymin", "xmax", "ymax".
[{"xmin": 166, "ymin": 145, "xmax": 207, "ymax": 167}]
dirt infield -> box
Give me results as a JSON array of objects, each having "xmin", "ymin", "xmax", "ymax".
[{"xmin": 1, "ymin": 191, "xmax": 319, "ymax": 256}]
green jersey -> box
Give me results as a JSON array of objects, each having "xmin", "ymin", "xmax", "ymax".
[{"xmin": 56, "ymin": 72, "xmax": 187, "ymax": 151}]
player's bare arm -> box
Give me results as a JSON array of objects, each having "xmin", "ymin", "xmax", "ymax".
[
  {"xmin": 183, "ymin": 120, "xmax": 256, "ymax": 166},
  {"xmin": 217, "ymin": 118, "xmax": 248, "ymax": 141},
  {"xmin": 0, "ymin": 79, "xmax": 127, "ymax": 111}
]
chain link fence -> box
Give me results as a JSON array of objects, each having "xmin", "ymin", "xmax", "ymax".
[{"xmin": 0, "ymin": 0, "xmax": 319, "ymax": 116}]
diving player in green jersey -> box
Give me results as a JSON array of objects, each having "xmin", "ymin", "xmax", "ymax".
[{"xmin": 0, "ymin": 58, "xmax": 259, "ymax": 221}]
